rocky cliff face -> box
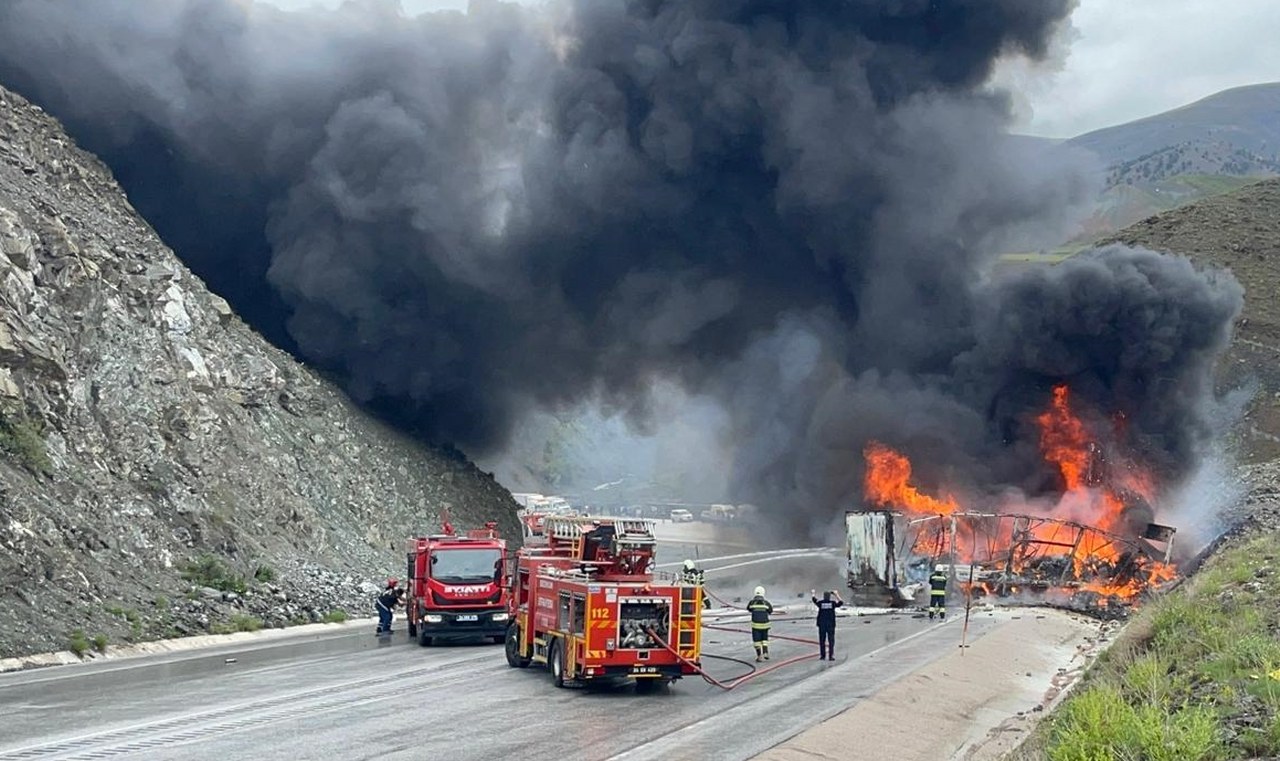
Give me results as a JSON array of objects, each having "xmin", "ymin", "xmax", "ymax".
[{"xmin": 0, "ymin": 86, "xmax": 520, "ymax": 658}]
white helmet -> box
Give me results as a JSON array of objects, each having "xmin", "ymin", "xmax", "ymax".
[
  {"xmin": 754, "ymin": 586, "xmax": 765, "ymax": 597},
  {"xmin": 684, "ymin": 559, "xmax": 696, "ymax": 570}
]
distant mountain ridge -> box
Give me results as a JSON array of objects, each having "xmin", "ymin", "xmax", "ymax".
[
  {"xmin": 1068, "ymin": 83, "xmax": 1280, "ymax": 169},
  {"xmin": 1022, "ymin": 82, "xmax": 1280, "ymax": 240}
]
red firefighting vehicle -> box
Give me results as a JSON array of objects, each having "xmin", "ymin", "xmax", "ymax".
[
  {"xmin": 405, "ymin": 521, "xmax": 510, "ymax": 646},
  {"xmin": 503, "ymin": 516, "xmax": 703, "ymax": 692}
]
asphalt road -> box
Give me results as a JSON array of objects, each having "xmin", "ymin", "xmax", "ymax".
[{"xmin": 0, "ymin": 534, "xmax": 996, "ymax": 761}]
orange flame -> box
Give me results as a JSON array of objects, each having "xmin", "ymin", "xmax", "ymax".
[
  {"xmin": 860, "ymin": 384, "xmax": 1177, "ymax": 607},
  {"xmin": 863, "ymin": 441, "xmax": 959, "ymax": 515},
  {"xmin": 1037, "ymin": 385, "xmax": 1092, "ymax": 492}
]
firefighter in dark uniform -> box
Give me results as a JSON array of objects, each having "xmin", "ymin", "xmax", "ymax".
[
  {"xmin": 811, "ymin": 589, "xmax": 844, "ymax": 660},
  {"xmin": 747, "ymin": 586, "xmax": 773, "ymax": 662},
  {"xmin": 928, "ymin": 565, "xmax": 948, "ymax": 620},
  {"xmin": 375, "ymin": 578, "xmax": 404, "ymax": 635}
]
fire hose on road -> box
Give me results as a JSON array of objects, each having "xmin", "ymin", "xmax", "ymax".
[{"xmin": 648, "ymin": 624, "xmax": 820, "ymax": 691}]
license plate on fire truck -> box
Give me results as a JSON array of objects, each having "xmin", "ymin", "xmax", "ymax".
[{"xmin": 456, "ymin": 614, "xmax": 478, "ymax": 622}]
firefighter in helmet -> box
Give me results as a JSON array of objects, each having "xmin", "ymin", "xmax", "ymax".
[
  {"xmin": 928, "ymin": 565, "xmax": 948, "ymax": 620},
  {"xmin": 682, "ymin": 559, "xmax": 712, "ymax": 609},
  {"xmin": 747, "ymin": 585, "xmax": 773, "ymax": 662},
  {"xmin": 375, "ymin": 578, "xmax": 404, "ymax": 635}
]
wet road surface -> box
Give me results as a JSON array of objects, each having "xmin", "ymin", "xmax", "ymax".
[{"xmin": 0, "ymin": 542, "xmax": 995, "ymax": 761}]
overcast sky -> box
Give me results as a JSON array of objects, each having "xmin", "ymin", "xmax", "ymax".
[{"xmin": 263, "ymin": 0, "xmax": 1279, "ymax": 139}]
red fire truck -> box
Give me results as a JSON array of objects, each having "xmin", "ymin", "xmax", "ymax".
[
  {"xmin": 503, "ymin": 516, "xmax": 703, "ymax": 692},
  {"xmin": 405, "ymin": 521, "xmax": 510, "ymax": 646}
]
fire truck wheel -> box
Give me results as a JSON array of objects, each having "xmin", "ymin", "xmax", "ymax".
[
  {"xmin": 408, "ymin": 620, "xmax": 417, "ymax": 638},
  {"xmin": 417, "ymin": 628, "xmax": 433, "ymax": 647},
  {"xmin": 505, "ymin": 625, "xmax": 531, "ymax": 668},
  {"xmin": 548, "ymin": 639, "xmax": 566, "ymax": 688}
]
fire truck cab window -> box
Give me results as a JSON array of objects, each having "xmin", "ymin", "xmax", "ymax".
[
  {"xmin": 619, "ymin": 601, "xmax": 670, "ymax": 649},
  {"xmin": 558, "ymin": 592, "xmax": 571, "ymax": 630},
  {"xmin": 429, "ymin": 548, "xmax": 503, "ymax": 584},
  {"xmin": 572, "ymin": 594, "xmax": 585, "ymax": 635}
]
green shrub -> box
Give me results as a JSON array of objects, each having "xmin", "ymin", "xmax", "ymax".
[
  {"xmin": 106, "ymin": 604, "xmax": 141, "ymax": 623},
  {"xmin": 1048, "ymin": 685, "xmax": 1130, "ymax": 761},
  {"xmin": 1048, "ymin": 686, "xmax": 1222, "ymax": 761},
  {"xmin": 180, "ymin": 554, "xmax": 248, "ymax": 594},
  {"xmin": 321, "ymin": 609, "xmax": 348, "ymax": 624},
  {"xmin": 67, "ymin": 629, "xmax": 89, "ymax": 657},
  {"xmin": 91, "ymin": 634, "xmax": 109, "ymax": 653},
  {"xmin": 253, "ymin": 564, "xmax": 277, "ymax": 583},
  {"xmin": 211, "ymin": 614, "xmax": 261, "ymax": 634},
  {"xmin": 0, "ymin": 413, "xmax": 52, "ymax": 476},
  {"xmin": 229, "ymin": 614, "xmax": 262, "ymax": 632}
]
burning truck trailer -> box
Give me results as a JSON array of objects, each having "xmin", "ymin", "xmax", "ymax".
[
  {"xmin": 844, "ymin": 509, "xmax": 1177, "ymax": 618},
  {"xmin": 847, "ymin": 385, "xmax": 1185, "ymax": 619}
]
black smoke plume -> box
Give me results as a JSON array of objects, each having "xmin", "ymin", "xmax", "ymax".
[{"xmin": 0, "ymin": 0, "xmax": 1244, "ymax": 540}]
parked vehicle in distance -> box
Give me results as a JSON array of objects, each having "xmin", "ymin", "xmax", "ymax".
[{"xmin": 669, "ymin": 509, "xmax": 694, "ymax": 523}]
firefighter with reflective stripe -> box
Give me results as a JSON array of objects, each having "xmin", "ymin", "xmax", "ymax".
[
  {"xmin": 928, "ymin": 566, "xmax": 948, "ymax": 620},
  {"xmin": 747, "ymin": 586, "xmax": 773, "ymax": 662},
  {"xmin": 375, "ymin": 578, "xmax": 404, "ymax": 635},
  {"xmin": 682, "ymin": 559, "xmax": 711, "ymax": 609}
]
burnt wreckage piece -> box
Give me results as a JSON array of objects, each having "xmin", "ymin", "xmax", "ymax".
[{"xmin": 844, "ymin": 509, "xmax": 1177, "ymax": 617}]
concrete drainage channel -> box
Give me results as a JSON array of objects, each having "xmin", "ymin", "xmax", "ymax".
[{"xmin": 0, "ymin": 652, "xmax": 499, "ymax": 761}]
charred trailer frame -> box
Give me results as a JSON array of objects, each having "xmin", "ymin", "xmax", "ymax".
[{"xmin": 845, "ymin": 509, "xmax": 1177, "ymax": 611}]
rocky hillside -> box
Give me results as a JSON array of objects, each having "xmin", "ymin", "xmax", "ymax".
[
  {"xmin": 0, "ymin": 86, "xmax": 520, "ymax": 659},
  {"xmin": 1099, "ymin": 178, "xmax": 1280, "ymax": 465}
]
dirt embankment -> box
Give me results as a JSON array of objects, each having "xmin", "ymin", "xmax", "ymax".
[{"xmin": 1099, "ymin": 178, "xmax": 1280, "ymax": 466}]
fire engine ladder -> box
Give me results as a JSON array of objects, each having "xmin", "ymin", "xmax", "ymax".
[
  {"xmin": 543, "ymin": 516, "xmax": 658, "ymax": 545},
  {"xmin": 675, "ymin": 584, "xmax": 700, "ymax": 660}
]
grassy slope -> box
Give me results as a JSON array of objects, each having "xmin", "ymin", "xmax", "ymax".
[
  {"xmin": 1017, "ymin": 531, "xmax": 1280, "ymax": 760},
  {"xmin": 1079, "ymin": 174, "xmax": 1264, "ymax": 239},
  {"xmin": 1008, "ymin": 180, "xmax": 1280, "ymax": 760}
]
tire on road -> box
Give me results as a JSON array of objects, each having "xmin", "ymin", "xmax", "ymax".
[
  {"xmin": 417, "ymin": 627, "xmax": 433, "ymax": 647},
  {"xmin": 505, "ymin": 624, "xmax": 531, "ymax": 668},
  {"xmin": 549, "ymin": 638, "xmax": 566, "ymax": 688}
]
